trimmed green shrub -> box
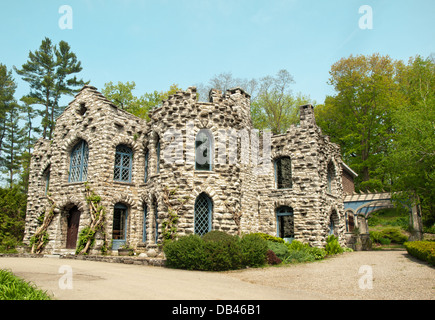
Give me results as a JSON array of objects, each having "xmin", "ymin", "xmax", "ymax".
[
  {"xmin": 404, "ymin": 241, "xmax": 435, "ymax": 265},
  {"xmin": 239, "ymin": 234, "xmax": 268, "ymax": 267},
  {"xmin": 379, "ymin": 227, "xmax": 408, "ymax": 244},
  {"xmin": 163, "ymin": 234, "xmax": 207, "ymax": 270},
  {"xmin": 325, "ymin": 235, "xmax": 344, "ymax": 255},
  {"xmin": 251, "ymin": 232, "xmax": 284, "ymax": 243},
  {"xmin": 286, "ymin": 240, "xmax": 327, "ymax": 261},
  {"xmin": 283, "ymin": 249, "xmax": 315, "ymax": 263},
  {"xmin": 163, "ymin": 232, "xmax": 269, "ymax": 271}
]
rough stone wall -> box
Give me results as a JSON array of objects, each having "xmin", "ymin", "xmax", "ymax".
[{"xmin": 24, "ymin": 85, "xmax": 347, "ymax": 255}]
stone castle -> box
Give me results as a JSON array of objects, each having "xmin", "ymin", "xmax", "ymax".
[{"xmin": 23, "ymin": 85, "xmax": 356, "ymax": 256}]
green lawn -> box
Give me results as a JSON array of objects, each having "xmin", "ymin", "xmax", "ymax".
[{"xmin": 0, "ymin": 269, "xmax": 52, "ymax": 300}]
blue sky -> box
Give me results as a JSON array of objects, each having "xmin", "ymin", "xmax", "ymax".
[{"xmin": 1, "ymin": 0, "xmax": 434, "ymax": 105}]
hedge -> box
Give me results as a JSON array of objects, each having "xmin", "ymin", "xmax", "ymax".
[
  {"xmin": 163, "ymin": 232, "xmax": 268, "ymax": 271},
  {"xmin": 403, "ymin": 241, "xmax": 435, "ymax": 266}
]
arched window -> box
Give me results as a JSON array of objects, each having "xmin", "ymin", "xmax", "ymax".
[
  {"xmin": 345, "ymin": 211, "xmax": 355, "ymax": 232},
  {"xmin": 276, "ymin": 206, "xmax": 294, "ymax": 242},
  {"xmin": 194, "ymin": 193, "xmax": 212, "ymax": 235},
  {"xmin": 274, "ymin": 156, "xmax": 292, "ymax": 189},
  {"xmin": 195, "ymin": 129, "xmax": 213, "ymax": 171},
  {"xmin": 112, "ymin": 203, "xmax": 128, "ymax": 250},
  {"xmin": 114, "ymin": 144, "xmax": 133, "ymax": 182},
  {"xmin": 69, "ymin": 140, "xmax": 89, "ymax": 182}
]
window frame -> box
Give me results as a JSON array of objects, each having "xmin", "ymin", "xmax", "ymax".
[
  {"xmin": 113, "ymin": 144, "xmax": 133, "ymax": 183},
  {"xmin": 112, "ymin": 203, "xmax": 128, "ymax": 249},
  {"xmin": 69, "ymin": 140, "xmax": 89, "ymax": 183},
  {"xmin": 194, "ymin": 193, "xmax": 213, "ymax": 236},
  {"xmin": 274, "ymin": 156, "xmax": 292, "ymax": 189},
  {"xmin": 276, "ymin": 206, "xmax": 294, "ymax": 242},
  {"xmin": 195, "ymin": 129, "xmax": 213, "ymax": 171}
]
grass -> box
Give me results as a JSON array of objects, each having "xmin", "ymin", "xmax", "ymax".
[{"xmin": 0, "ymin": 269, "xmax": 52, "ymax": 300}]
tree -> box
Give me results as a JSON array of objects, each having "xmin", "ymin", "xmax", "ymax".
[
  {"xmin": 14, "ymin": 37, "xmax": 87, "ymax": 140},
  {"xmin": 0, "ymin": 101, "xmax": 26, "ymax": 188},
  {"xmin": 102, "ymin": 81, "xmax": 183, "ymax": 120},
  {"xmin": 0, "ymin": 64, "xmax": 17, "ymax": 160},
  {"xmin": 316, "ymin": 54, "xmax": 402, "ymax": 191},
  {"xmin": 252, "ymin": 70, "xmax": 313, "ymax": 134},
  {"xmin": 388, "ymin": 55, "xmax": 435, "ymax": 226}
]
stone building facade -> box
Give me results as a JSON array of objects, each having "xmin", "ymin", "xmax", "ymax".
[{"xmin": 23, "ymin": 85, "xmax": 349, "ymax": 256}]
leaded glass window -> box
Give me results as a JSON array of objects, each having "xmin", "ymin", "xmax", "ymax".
[
  {"xmin": 114, "ymin": 144, "xmax": 133, "ymax": 182},
  {"xmin": 194, "ymin": 193, "xmax": 212, "ymax": 236},
  {"xmin": 275, "ymin": 157, "xmax": 292, "ymax": 189},
  {"xmin": 327, "ymin": 162, "xmax": 335, "ymax": 193},
  {"xmin": 195, "ymin": 130, "xmax": 213, "ymax": 171},
  {"xmin": 69, "ymin": 140, "xmax": 89, "ymax": 182},
  {"xmin": 143, "ymin": 204, "xmax": 147, "ymax": 242},
  {"xmin": 276, "ymin": 206, "xmax": 294, "ymax": 241}
]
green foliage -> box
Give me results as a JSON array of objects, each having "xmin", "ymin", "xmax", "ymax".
[
  {"xmin": 0, "ymin": 269, "xmax": 51, "ymax": 300},
  {"xmin": 325, "ymin": 235, "xmax": 344, "ymax": 255},
  {"xmin": 163, "ymin": 232, "xmax": 268, "ymax": 271},
  {"xmin": 266, "ymin": 240, "xmax": 327, "ymax": 264},
  {"xmin": 75, "ymin": 227, "xmax": 95, "ymax": 255},
  {"xmin": 371, "ymin": 227, "xmax": 408, "ymax": 245},
  {"xmin": 14, "ymin": 37, "xmax": 87, "ymax": 140},
  {"xmin": 0, "ymin": 186, "xmax": 27, "ymax": 252},
  {"xmin": 239, "ymin": 234, "xmax": 268, "ymax": 267},
  {"xmin": 404, "ymin": 241, "xmax": 435, "ymax": 265},
  {"xmin": 251, "ymin": 232, "xmax": 284, "ymax": 243},
  {"xmin": 266, "ymin": 241, "xmax": 289, "ymax": 260}
]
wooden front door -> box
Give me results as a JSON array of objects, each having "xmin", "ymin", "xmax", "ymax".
[{"xmin": 66, "ymin": 206, "xmax": 81, "ymax": 249}]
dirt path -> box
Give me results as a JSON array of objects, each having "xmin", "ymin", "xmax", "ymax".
[{"xmin": 0, "ymin": 249, "xmax": 433, "ymax": 300}]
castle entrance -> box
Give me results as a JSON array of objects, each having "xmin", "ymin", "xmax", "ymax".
[{"xmin": 66, "ymin": 206, "xmax": 81, "ymax": 249}]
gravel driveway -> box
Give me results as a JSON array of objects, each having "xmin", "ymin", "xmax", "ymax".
[
  {"xmin": 226, "ymin": 249, "xmax": 434, "ymax": 300},
  {"xmin": 0, "ymin": 249, "xmax": 433, "ymax": 300}
]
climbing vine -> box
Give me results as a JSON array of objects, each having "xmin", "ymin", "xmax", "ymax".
[
  {"xmin": 76, "ymin": 182, "xmax": 107, "ymax": 255},
  {"xmin": 30, "ymin": 195, "xmax": 57, "ymax": 254},
  {"xmin": 161, "ymin": 186, "xmax": 189, "ymax": 242}
]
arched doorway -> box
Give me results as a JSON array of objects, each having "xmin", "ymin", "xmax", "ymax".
[
  {"xmin": 66, "ymin": 206, "xmax": 81, "ymax": 249},
  {"xmin": 112, "ymin": 203, "xmax": 128, "ymax": 250},
  {"xmin": 276, "ymin": 206, "xmax": 294, "ymax": 243}
]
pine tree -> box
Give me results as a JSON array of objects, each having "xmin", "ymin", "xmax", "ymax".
[
  {"xmin": 14, "ymin": 37, "xmax": 87, "ymax": 140},
  {"xmin": 0, "ymin": 64, "xmax": 17, "ymax": 160}
]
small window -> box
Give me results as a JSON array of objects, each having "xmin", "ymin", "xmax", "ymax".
[
  {"xmin": 114, "ymin": 144, "xmax": 133, "ymax": 182},
  {"xmin": 275, "ymin": 157, "xmax": 292, "ymax": 189},
  {"xmin": 43, "ymin": 165, "xmax": 50, "ymax": 195},
  {"xmin": 112, "ymin": 203, "xmax": 128, "ymax": 250},
  {"xmin": 78, "ymin": 103, "xmax": 87, "ymax": 116},
  {"xmin": 276, "ymin": 206, "xmax": 294, "ymax": 242},
  {"xmin": 69, "ymin": 140, "xmax": 89, "ymax": 182},
  {"xmin": 195, "ymin": 129, "xmax": 213, "ymax": 171},
  {"xmin": 194, "ymin": 193, "xmax": 213, "ymax": 236}
]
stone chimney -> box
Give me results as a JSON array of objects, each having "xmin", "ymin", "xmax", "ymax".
[{"xmin": 299, "ymin": 104, "xmax": 316, "ymax": 126}]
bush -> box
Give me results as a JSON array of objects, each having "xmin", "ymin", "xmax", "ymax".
[
  {"xmin": 286, "ymin": 240, "xmax": 327, "ymax": 261},
  {"xmin": 325, "ymin": 235, "xmax": 344, "ymax": 255},
  {"xmin": 163, "ymin": 232, "xmax": 268, "ymax": 271},
  {"xmin": 379, "ymin": 227, "xmax": 408, "ymax": 244},
  {"xmin": 266, "ymin": 241, "xmax": 289, "ymax": 260},
  {"xmin": 283, "ymin": 249, "xmax": 315, "ymax": 263},
  {"xmin": 239, "ymin": 234, "xmax": 268, "ymax": 267},
  {"xmin": 404, "ymin": 241, "xmax": 435, "ymax": 265},
  {"xmin": 266, "ymin": 249, "xmax": 282, "ymax": 265},
  {"xmin": 251, "ymin": 233, "xmax": 284, "ymax": 243}
]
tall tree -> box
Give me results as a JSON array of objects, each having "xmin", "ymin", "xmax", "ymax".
[
  {"xmin": 0, "ymin": 64, "xmax": 17, "ymax": 159},
  {"xmin": 388, "ymin": 55, "xmax": 435, "ymax": 225},
  {"xmin": 0, "ymin": 101, "xmax": 26, "ymax": 188},
  {"xmin": 315, "ymin": 54, "xmax": 402, "ymax": 191},
  {"xmin": 14, "ymin": 37, "xmax": 87, "ymax": 140}
]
